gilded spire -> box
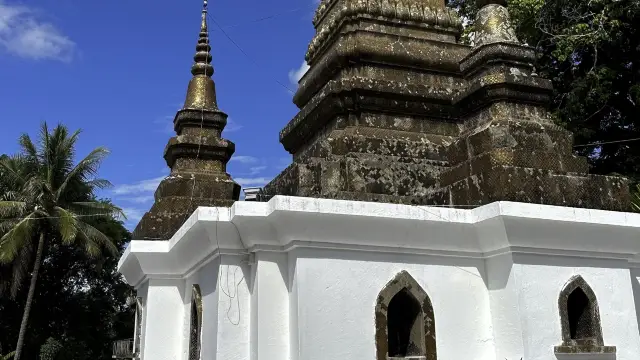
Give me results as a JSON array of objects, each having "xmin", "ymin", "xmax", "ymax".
[
  {"xmin": 192, "ymin": 0, "xmax": 213, "ymax": 77},
  {"xmin": 183, "ymin": 0, "xmax": 218, "ymax": 110}
]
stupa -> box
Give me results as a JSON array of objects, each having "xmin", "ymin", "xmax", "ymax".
[
  {"xmin": 132, "ymin": 0, "xmax": 240, "ymax": 241},
  {"xmin": 117, "ymin": 2, "xmax": 640, "ymax": 360}
]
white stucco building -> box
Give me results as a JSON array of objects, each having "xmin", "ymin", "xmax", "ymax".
[
  {"xmin": 118, "ymin": 196, "xmax": 640, "ymax": 360},
  {"xmin": 117, "ymin": 1, "xmax": 640, "ymax": 359}
]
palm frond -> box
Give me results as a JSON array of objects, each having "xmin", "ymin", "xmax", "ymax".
[
  {"xmin": 85, "ymin": 178, "xmax": 113, "ymax": 191},
  {"xmin": 8, "ymin": 239, "xmax": 33, "ymax": 298},
  {"xmin": 75, "ymin": 221, "xmax": 119, "ymax": 257},
  {"xmin": 0, "ymin": 155, "xmax": 29, "ymax": 189},
  {"xmin": 0, "ymin": 219, "xmax": 18, "ymax": 234},
  {"xmin": 2, "ymin": 350, "xmax": 16, "ymax": 360},
  {"xmin": 49, "ymin": 125, "xmax": 76, "ymax": 186},
  {"xmin": 55, "ymin": 147, "xmax": 110, "ymax": 203},
  {"xmin": 18, "ymin": 133, "xmax": 38, "ymax": 163},
  {"xmin": 52, "ymin": 206, "xmax": 78, "ymax": 244},
  {"xmin": 632, "ymin": 184, "xmax": 640, "ymax": 212},
  {"xmin": 0, "ymin": 212, "xmax": 38, "ymax": 264},
  {"xmin": 22, "ymin": 176, "xmax": 47, "ymax": 205},
  {"xmin": 70, "ymin": 201, "xmax": 126, "ymax": 220},
  {"xmin": 0, "ymin": 201, "xmax": 27, "ymax": 218}
]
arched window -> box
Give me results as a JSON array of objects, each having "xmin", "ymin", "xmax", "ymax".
[
  {"xmin": 558, "ymin": 276, "xmax": 602, "ymax": 346},
  {"xmin": 189, "ymin": 285, "xmax": 203, "ymax": 360},
  {"xmin": 134, "ymin": 298, "xmax": 143, "ymax": 355},
  {"xmin": 555, "ymin": 275, "xmax": 615, "ymax": 355},
  {"xmin": 375, "ymin": 271, "xmax": 436, "ymax": 360}
]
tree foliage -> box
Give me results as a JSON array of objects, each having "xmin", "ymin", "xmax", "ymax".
[
  {"xmin": 633, "ymin": 184, "xmax": 640, "ymax": 212},
  {"xmin": 448, "ymin": 0, "xmax": 640, "ymax": 184},
  {"xmin": 0, "ymin": 124, "xmax": 134, "ymax": 360}
]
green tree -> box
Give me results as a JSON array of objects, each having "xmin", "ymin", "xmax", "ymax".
[
  {"xmin": 0, "ymin": 123, "xmax": 124, "ymax": 360},
  {"xmin": 633, "ymin": 184, "xmax": 640, "ymax": 212},
  {"xmin": 448, "ymin": 0, "xmax": 640, "ymax": 185}
]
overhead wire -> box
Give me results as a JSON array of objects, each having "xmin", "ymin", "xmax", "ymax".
[
  {"xmin": 207, "ymin": 12, "xmax": 296, "ymax": 94},
  {"xmin": 573, "ymin": 137, "xmax": 640, "ymax": 148},
  {"xmin": 213, "ymin": 4, "xmax": 316, "ymax": 30}
]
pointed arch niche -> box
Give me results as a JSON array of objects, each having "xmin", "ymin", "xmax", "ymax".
[
  {"xmin": 375, "ymin": 271, "xmax": 436, "ymax": 360},
  {"xmin": 189, "ymin": 285, "xmax": 203, "ymax": 360},
  {"xmin": 554, "ymin": 275, "xmax": 616, "ymax": 354}
]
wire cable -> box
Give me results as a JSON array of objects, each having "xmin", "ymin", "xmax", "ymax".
[
  {"xmin": 207, "ymin": 12, "xmax": 295, "ymax": 94},
  {"xmin": 573, "ymin": 137, "xmax": 640, "ymax": 148}
]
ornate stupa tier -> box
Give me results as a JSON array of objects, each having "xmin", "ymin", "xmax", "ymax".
[
  {"xmin": 164, "ymin": 134, "xmax": 235, "ymax": 171},
  {"xmin": 133, "ymin": 0, "xmax": 240, "ymax": 240},
  {"xmin": 306, "ymin": 0, "xmax": 463, "ymax": 64},
  {"xmin": 264, "ymin": 0, "xmax": 631, "ymax": 212}
]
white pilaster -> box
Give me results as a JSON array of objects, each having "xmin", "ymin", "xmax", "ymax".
[
  {"xmin": 250, "ymin": 252, "xmax": 290, "ymax": 360},
  {"xmin": 141, "ymin": 278, "xmax": 185, "ymax": 360}
]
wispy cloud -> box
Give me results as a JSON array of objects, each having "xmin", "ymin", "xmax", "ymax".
[
  {"xmin": 224, "ymin": 118, "xmax": 243, "ymax": 133},
  {"xmin": 112, "ymin": 176, "xmax": 165, "ymax": 230},
  {"xmin": 230, "ymin": 155, "xmax": 258, "ymax": 164},
  {"xmin": 235, "ymin": 177, "xmax": 271, "ymax": 187},
  {"xmin": 248, "ymin": 165, "xmax": 267, "ymax": 175},
  {"xmin": 121, "ymin": 207, "xmax": 145, "ymax": 223},
  {"xmin": 0, "ymin": 1, "xmax": 76, "ymax": 61},
  {"xmin": 112, "ymin": 176, "xmax": 165, "ymax": 196},
  {"xmin": 128, "ymin": 195, "xmax": 154, "ymax": 204},
  {"xmin": 288, "ymin": 61, "xmax": 310, "ymax": 86}
]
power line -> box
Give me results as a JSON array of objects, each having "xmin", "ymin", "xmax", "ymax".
[
  {"xmin": 214, "ymin": 5, "xmax": 315, "ymax": 30},
  {"xmin": 574, "ymin": 137, "xmax": 640, "ymax": 148},
  {"xmin": 207, "ymin": 13, "xmax": 296, "ymax": 94},
  {"xmin": 0, "ymin": 213, "xmax": 121, "ymax": 222}
]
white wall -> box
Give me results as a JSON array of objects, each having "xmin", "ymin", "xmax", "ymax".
[
  {"xmin": 514, "ymin": 255, "xmax": 640, "ymax": 360},
  {"xmin": 141, "ymin": 279, "xmax": 185, "ymax": 360},
  {"xmin": 124, "ymin": 199, "xmax": 640, "ymax": 360},
  {"xmin": 485, "ymin": 253, "xmax": 525, "ymax": 360},
  {"xmin": 631, "ymin": 267, "xmax": 640, "ymax": 345},
  {"xmin": 250, "ymin": 252, "xmax": 289, "ymax": 360},
  {"xmin": 182, "ymin": 255, "xmax": 250, "ymax": 360},
  {"xmin": 290, "ymin": 248, "xmax": 497, "ymax": 360}
]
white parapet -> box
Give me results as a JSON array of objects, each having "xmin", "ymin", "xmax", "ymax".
[{"xmin": 118, "ymin": 196, "xmax": 640, "ymax": 360}]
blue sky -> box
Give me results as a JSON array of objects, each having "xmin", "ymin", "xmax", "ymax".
[{"xmin": 0, "ymin": 0, "xmax": 317, "ymax": 228}]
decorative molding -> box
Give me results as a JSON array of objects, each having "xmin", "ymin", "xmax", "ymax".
[
  {"xmin": 119, "ymin": 197, "xmax": 640, "ymax": 285},
  {"xmin": 306, "ymin": 0, "xmax": 462, "ymax": 62}
]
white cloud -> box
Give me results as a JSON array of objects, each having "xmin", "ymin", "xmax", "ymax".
[
  {"xmin": 0, "ymin": 1, "xmax": 76, "ymax": 61},
  {"xmin": 128, "ymin": 195, "xmax": 154, "ymax": 204},
  {"xmin": 248, "ymin": 165, "xmax": 267, "ymax": 175},
  {"xmin": 235, "ymin": 177, "xmax": 271, "ymax": 187},
  {"xmin": 230, "ymin": 155, "xmax": 258, "ymax": 164},
  {"xmin": 112, "ymin": 176, "xmax": 165, "ymax": 196},
  {"xmin": 121, "ymin": 207, "xmax": 145, "ymax": 222},
  {"xmin": 224, "ymin": 118, "xmax": 243, "ymax": 133},
  {"xmin": 288, "ymin": 61, "xmax": 310, "ymax": 86}
]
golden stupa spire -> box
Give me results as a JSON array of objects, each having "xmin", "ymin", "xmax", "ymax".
[
  {"xmin": 191, "ymin": 0, "xmax": 213, "ymax": 77},
  {"xmin": 183, "ymin": 0, "xmax": 218, "ymax": 110}
]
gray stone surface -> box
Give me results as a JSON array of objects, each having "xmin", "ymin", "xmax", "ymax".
[{"xmin": 263, "ymin": 0, "xmax": 632, "ymax": 212}]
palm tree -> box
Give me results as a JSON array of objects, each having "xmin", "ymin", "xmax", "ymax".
[
  {"xmin": 633, "ymin": 184, "xmax": 640, "ymax": 212},
  {"xmin": 0, "ymin": 123, "xmax": 124, "ymax": 360}
]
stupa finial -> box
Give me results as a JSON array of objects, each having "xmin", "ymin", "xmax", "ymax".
[
  {"xmin": 191, "ymin": 0, "xmax": 213, "ymax": 77},
  {"xmin": 474, "ymin": 0, "xmax": 519, "ymax": 47}
]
